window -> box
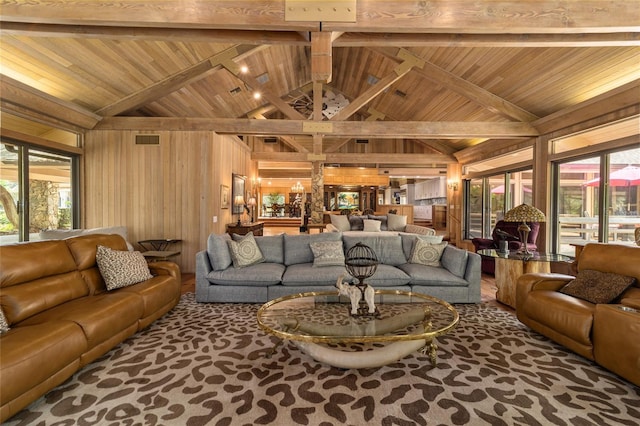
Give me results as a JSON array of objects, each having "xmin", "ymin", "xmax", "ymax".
[
  {"xmin": 463, "ymin": 169, "xmax": 533, "ymax": 240},
  {"xmin": 553, "ymin": 146, "xmax": 640, "ymax": 255},
  {"xmin": 0, "ymin": 143, "xmax": 78, "ymax": 244}
]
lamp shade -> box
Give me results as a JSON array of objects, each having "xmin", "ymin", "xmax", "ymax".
[
  {"xmin": 504, "ymin": 203, "xmax": 546, "ymax": 223},
  {"xmin": 234, "ymin": 195, "xmax": 245, "ymax": 206},
  {"xmin": 247, "ymin": 197, "xmax": 257, "ymax": 206}
]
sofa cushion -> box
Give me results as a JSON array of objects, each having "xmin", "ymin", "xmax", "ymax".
[
  {"xmin": 284, "ymin": 233, "xmax": 342, "ymax": 266},
  {"xmin": 367, "ymin": 264, "xmax": 411, "ymax": 287},
  {"xmin": 387, "ymin": 213, "xmax": 407, "ymax": 231},
  {"xmin": 363, "ymin": 219, "xmax": 382, "ymax": 232},
  {"xmin": 368, "ymin": 215, "xmax": 388, "ymax": 231},
  {"xmin": 348, "ymin": 215, "xmax": 368, "ymax": 231},
  {"xmin": 330, "ymin": 214, "xmax": 350, "ymax": 232},
  {"xmin": 343, "ymin": 235, "xmax": 407, "ymax": 266},
  {"xmin": 398, "ymin": 263, "xmax": 468, "ymax": 286},
  {"xmin": 207, "ymin": 233, "xmax": 233, "ymax": 271},
  {"xmin": 235, "ymin": 233, "xmax": 284, "ymax": 264},
  {"xmin": 409, "ymin": 239, "xmax": 447, "ymax": 267},
  {"xmin": 282, "ymin": 263, "xmax": 348, "ymax": 286},
  {"xmin": 560, "ymin": 269, "xmax": 636, "ymax": 304},
  {"xmin": 227, "ymin": 233, "xmax": 265, "ymax": 268},
  {"xmin": 310, "ymin": 241, "xmax": 345, "ymax": 267},
  {"xmin": 96, "ymin": 245, "xmax": 153, "ymax": 291},
  {"xmin": 207, "ymin": 263, "xmax": 285, "ymax": 286},
  {"xmin": 441, "ymin": 245, "xmax": 469, "ymax": 278}
]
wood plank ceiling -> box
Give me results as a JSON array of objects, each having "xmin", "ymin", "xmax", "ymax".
[{"xmin": 1, "ymin": 0, "xmax": 639, "ymax": 176}]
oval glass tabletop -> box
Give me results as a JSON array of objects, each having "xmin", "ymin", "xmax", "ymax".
[{"xmin": 257, "ymin": 290, "xmax": 459, "ymax": 368}]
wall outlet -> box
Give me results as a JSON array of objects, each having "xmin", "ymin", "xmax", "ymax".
[{"xmin": 213, "ymin": 216, "xmax": 218, "ymax": 223}]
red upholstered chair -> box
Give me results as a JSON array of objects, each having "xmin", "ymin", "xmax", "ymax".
[{"xmin": 471, "ymin": 220, "xmax": 541, "ymax": 274}]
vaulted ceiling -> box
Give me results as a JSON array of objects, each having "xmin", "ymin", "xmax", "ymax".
[{"xmin": 1, "ymin": 1, "xmax": 639, "ymax": 176}]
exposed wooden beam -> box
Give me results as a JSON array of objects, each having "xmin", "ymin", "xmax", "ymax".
[
  {"xmin": 97, "ymin": 45, "xmax": 265, "ymax": 117},
  {"xmin": 96, "ymin": 117, "xmax": 539, "ymax": 138},
  {"xmin": 372, "ymin": 47, "xmax": 539, "ymax": 123},
  {"xmin": 252, "ymin": 114, "xmax": 309, "ymax": 153},
  {"xmin": 1, "ymin": 74, "xmax": 101, "ymax": 129},
  {"xmin": 0, "ymin": 22, "xmax": 311, "ymax": 44},
  {"xmin": 0, "ymin": 128, "xmax": 83, "ymax": 154},
  {"xmin": 533, "ymin": 79, "xmax": 640, "ymax": 134},
  {"xmin": 311, "ymin": 32, "xmax": 332, "ymax": 82},
  {"xmin": 333, "ymin": 32, "xmax": 640, "ymax": 47},
  {"xmin": 2, "ymin": 1, "xmax": 636, "ymax": 34},
  {"xmin": 253, "ymin": 152, "xmax": 457, "ymax": 165},
  {"xmin": 455, "ymin": 139, "xmax": 535, "ymax": 165},
  {"xmin": 4, "ymin": 22, "xmax": 636, "ymax": 47},
  {"xmin": 325, "ymin": 1, "xmax": 640, "ymax": 34}
]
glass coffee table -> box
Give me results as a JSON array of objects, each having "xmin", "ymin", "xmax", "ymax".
[{"xmin": 257, "ymin": 290, "xmax": 459, "ymax": 369}]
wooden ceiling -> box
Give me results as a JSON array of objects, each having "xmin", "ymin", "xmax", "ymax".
[{"xmin": 1, "ymin": 1, "xmax": 639, "ymax": 174}]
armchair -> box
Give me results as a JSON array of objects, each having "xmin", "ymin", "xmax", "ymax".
[{"xmin": 472, "ymin": 220, "xmax": 541, "ymax": 274}]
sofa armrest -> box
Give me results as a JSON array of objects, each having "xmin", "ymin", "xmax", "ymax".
[
  {"xmin": 195, "ymin": 250, "xmax": 213, "ymax": 302},
  {"xmin": 148, "ymin": 261, "xmax": 181, "ymax": 281},
  {"xmin": 515, "ymin": 272, "xmax": 574, "ymax": 312},
  {"xmin": 325, "ymin": 223, "xmax": 340, "ymax": 232},
  {"xmin": 403, "ymin": 224, "xmax": 435, "ymax": 235},
  {"xmin": 471, "ymin": 238, "xmax": 494, "ymax": 250}
]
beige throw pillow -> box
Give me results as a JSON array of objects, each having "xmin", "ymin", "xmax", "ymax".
[
  {"xmin": 387, "ymin": 213, "xmax": 407, "ymax": 231},
  {"xmin": 363, "ymin": 219, "xmax": 382, "ymax": 232},
  {"xmin": 330, "ymin": 214, "xmax": 351, "ymax": 232}
]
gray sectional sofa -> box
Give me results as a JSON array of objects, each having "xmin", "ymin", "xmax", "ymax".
[{"xmin": 196, "ymin": 232, "xmax": 481, "ymax": 304}]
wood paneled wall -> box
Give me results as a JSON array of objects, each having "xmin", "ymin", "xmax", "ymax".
[{"xmin": 83, "ymin": 130, "xmax": 252, "ymax": 273}]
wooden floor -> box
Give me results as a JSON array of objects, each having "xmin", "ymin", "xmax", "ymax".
[{"xmin": 181, "ymin": 225, "xmax": 511, "ymax": 313}]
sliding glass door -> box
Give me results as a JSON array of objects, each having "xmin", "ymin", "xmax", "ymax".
[{"xmin": 0, "ymin": 142, "xmax": 78, "ymax": 244}]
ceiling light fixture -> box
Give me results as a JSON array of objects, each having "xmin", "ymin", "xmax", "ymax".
[
  {"xmin": 240, "ymin": 65, "xmax": 249, "ymax": 74},
  {"xmin": 253, "ymin": 92, "xmax": 262, "ymax": 100}
]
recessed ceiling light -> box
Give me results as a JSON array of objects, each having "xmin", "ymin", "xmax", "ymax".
[
  {"xmin": 240, "ymin": 65, "xmax": 249, "ymax": 74},
  {"xmin": 253, "ymin": 92, "xmax": 262, "ymax": 100}
]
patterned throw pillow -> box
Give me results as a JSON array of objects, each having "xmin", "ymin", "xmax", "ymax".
[
  {"xmin": 310, "ymin": 241, "xmax": 345, "ymax": 267},
  {"xmin": 560, "ymin": 269, "xmax": 636, "ymax": 304},
  {"xmin": 227, "ymin": 232, "xmax": 265, "ymax": 268},
  {"xmin": 0, "ymin": 307, "xmax": 9, "ymax": 334},
  {"xmin": 363, "ymin": 219, "xmax": 382, "ymax": 232},
  {"xmin": 409, "ymin": 239, "xmax": 448, "ymax": 267},
  {"xmin": 96, "ymin": 245, "xmax": 153, "ymax": 291}
]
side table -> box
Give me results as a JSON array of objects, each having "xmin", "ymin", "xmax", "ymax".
[
  {"xmin": 477, "ymin": 249, "xmax": 573, "ymax": 308},
  {"xmin": 227, "ymin": 222, "xmax": 264, "ymax": 236},
  {"xmin": 138, "ymin": 239, "xmax": 181, "ymax": 262}
]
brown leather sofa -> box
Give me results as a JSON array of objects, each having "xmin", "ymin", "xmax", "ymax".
[
  {"xmin": 0, "ymin": 234, "xmax": 181, "ymax": 422},
  {"xmin": 516, "ymin": 243, "xmax": 640, "ymax": 386}
]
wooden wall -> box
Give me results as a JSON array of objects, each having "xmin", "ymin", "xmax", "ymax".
[{"xmin": 83, "ymin": 130, "xmax": 252, "ymax": 273}]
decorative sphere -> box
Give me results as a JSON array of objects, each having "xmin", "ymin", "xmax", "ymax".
[{"xmin": 345, "ymin": 242, "xmax": 379, "ymax": 284}]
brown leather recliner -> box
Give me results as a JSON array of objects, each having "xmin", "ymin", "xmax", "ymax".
[
  {"xmin": 0, "ymin": 234, "xmax": 181, "ymax": 422},
  {"xmin": 516, "ymin": 243, "xmax": 640, "ymax": 386}
]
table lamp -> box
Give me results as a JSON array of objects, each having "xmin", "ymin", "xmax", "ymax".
[
  {"xmin": 503, "ymin": 203, "xmax": 546, "ymax": 254},
  {"xmin": 234, "ymin": 195, "xmax": 245, "ymax": 225}
]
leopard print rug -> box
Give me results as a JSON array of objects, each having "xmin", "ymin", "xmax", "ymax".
[{"xmin": 8, "ymin": 293, "xmax": 639, "ymax": 426}]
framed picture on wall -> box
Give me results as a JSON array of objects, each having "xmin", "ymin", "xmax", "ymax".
[{"xmin": 220, "ymin": 184, "xmax": 230, "ymax": 209}]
